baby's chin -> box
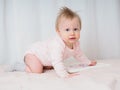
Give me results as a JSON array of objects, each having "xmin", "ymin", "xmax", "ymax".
[{"xmin": 68, "ymin": 41, "xmax": 77, "ymax": 44}]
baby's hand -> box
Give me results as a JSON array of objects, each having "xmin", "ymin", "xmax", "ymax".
[
  {"xmin": 66, "ymin": 73, "xmax": 80, "ymax": 78},
  {"xmin": 89, "ymin": 60, "xmax": 97, "ymax": 66}
]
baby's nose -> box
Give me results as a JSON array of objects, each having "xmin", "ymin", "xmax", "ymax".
[{"xmin": 70, "ymin": 30, "xmax": 75, "ymax": 35}]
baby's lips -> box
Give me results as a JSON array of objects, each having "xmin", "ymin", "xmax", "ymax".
[{"xmin": 69, "ymin": 37, "xmax": 76, "ymax": 39}]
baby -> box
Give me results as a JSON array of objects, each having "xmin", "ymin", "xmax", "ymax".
[{"xmin": 24, "ymin": 7, "xmax": 97, "ymax": 78}]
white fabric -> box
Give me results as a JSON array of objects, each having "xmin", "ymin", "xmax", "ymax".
[
  {"xmin": 0, "ymin": 59, "xmax": 120, "ymax": 90},
  {"xmin": 67, "ymin": 62, "xmax": 110, "ymax": 73},
  {"xmin": 0, "ymin": 0, "xmax": 120, "ymax": 64}
]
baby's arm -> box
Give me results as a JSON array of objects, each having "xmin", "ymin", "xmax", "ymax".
[
  {"xmin": 50, "ymin": 41, "xmax": 79, "ymax": 78},
  {"xmin": 52, "ymin": 61, "xmax": 68, "ymax": 77},
  {"xmin": 52, "ymin": 61, "xmax": 79, "ymax": 78},
  {"xmin": 75, "ymin": 53, "xmax": 97, "ymax": 66},
  {"xmin": 74, "ymin": 42, "xmax": 97, "ymax": 66}
]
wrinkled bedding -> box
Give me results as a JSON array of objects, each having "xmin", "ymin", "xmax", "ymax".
[{"xmin": 0, "ymin": 59, "xmax": 120, "ymax": 90}]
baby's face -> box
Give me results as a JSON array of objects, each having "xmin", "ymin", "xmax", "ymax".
[{"xmin": 57, "ymin": 17, "xmax": 80, "ymax": 47}]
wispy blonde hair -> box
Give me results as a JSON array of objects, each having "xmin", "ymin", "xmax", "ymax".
[{"xmin": 55, "ymin": 7, "xmax": 81, "ymax": 30}]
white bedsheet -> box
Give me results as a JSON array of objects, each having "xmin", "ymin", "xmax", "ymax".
[{"xmin": 0, "ymin": 59, "xmax": 120, "ymax": 90}]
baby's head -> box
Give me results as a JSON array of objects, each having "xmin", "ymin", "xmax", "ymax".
[
  {"xmin": 55, "ymin": 7, "xmax": 81, "ymax": 48},
  {"xmin": 55, "ymin": 7, "xmax": 81, "ymax": 31}
]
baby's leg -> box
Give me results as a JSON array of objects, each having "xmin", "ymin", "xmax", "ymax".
[{"xmin": 24, "ymin": 54, "xmax": 43, "ymax": 73}]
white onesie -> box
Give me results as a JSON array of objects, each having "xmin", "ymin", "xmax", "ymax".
[{"xmin": 24, "ymin": 34, "xmax": 91, "ymax": 77}]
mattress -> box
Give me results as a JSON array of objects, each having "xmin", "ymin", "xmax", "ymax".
[{"xmin": 0, "ymin": 59, "xmax": 120, "ymax": 90}]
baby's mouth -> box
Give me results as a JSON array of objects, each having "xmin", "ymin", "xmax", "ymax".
[{"xmin": 69, "ymin": 37, "xmax": 76, "ymax": 40}]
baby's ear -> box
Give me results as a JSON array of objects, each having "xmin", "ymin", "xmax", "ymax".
[{"xmin": 56, "ymin": 29, "xmax": 60, "ymax": 33}]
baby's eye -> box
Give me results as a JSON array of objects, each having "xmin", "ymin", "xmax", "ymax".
[
  {"xmin": 74, "ymin": 28, "xmax": 80, "ymax": 31},
  {"xmin": 65, "ymin": 28, "xmax": 70, "ymax": 31}
]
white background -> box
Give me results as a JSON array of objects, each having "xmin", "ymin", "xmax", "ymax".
[{"xmin": 0, "ymin": 0, "xmax": 120, "ymax": 64}]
